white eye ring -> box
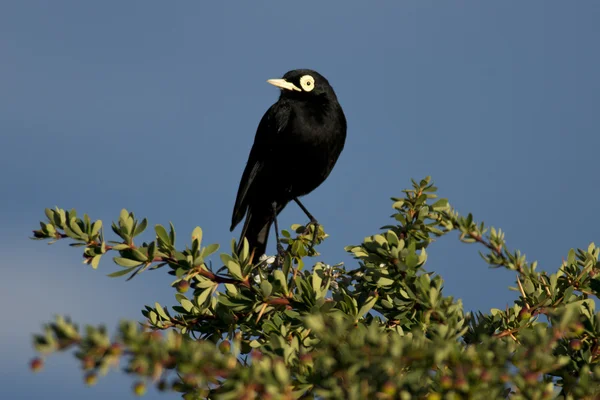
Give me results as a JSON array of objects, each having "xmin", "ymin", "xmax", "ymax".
[{"xmin": 300, "ymin": 75, "xmax": 315, "ymax": 92}]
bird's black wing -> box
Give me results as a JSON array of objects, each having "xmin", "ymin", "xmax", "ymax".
[{"xmin": 230, "ymin": 101, "xmax": 291, "ymax": 231}]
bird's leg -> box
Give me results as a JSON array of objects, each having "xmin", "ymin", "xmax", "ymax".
[
  {"xmin": 293, "ymin": 198, "xmax": 320, "ymax": 252},
  {"xmin": 272, "ymin": 203, "xmax": 286, "ymax": 263}
]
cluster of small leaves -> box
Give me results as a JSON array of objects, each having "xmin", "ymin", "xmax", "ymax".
[
  {"xmin": 345, "ymin": 178, "xmax": 466, "ymax": 340},
  {"xmin": 32, "ymin": 208, "xmax": 106, "ymax": 268},
  {"xmin": 29, "ymin": 177, "xmax": 600, "ymax": 398},
  {"xmin": 33, "ymin": 316, "xmax": 237, "ymax": 397},
  {"xmin": 452, "ymin": 216, "xmax": 600, "ymax": 396}
]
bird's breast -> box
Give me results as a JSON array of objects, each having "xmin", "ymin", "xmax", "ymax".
[{"xmin": 271, "ymin": 104, "xmax": 345, "ymax": 197}]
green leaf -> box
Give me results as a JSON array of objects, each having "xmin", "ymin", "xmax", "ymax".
[
  {"xmin": 53, "ymin": 207, "xmax": 66, "ymax": 227},
  {"xmin": 240, "ymin": 238, "xmax": 249, "ymax": 261},
  {"xmin": 44, "ymin": 208, "xmax": 54, "ymax": 222},
  {"xmin": 224, "ymin": 283, "xmax": 238, "ymax": 295},
  {"xmin": 147, "ymin": 241, "xmax": 156, "ymax": 260},
  {"xmin": 431, "ymin": 198, "xmax": 449, "ymax": 211},
  {"xmin": 107, "ymin": 266, "xmax": 138, "ymax": 278},
  {"xmin": 312, "ymin": 266, "xmax": 323, "ymax": 295},
  {"xmin": 567, "ymin": 249, "xmax": 576, "ymax": 265},
  {"xmin": 273, "ymin": 361, "xmax": 289, "ymax": 384},
  {"xmin": 386, "ymin": 230, "xmax": 399, "ymax": 247},
  {"xmin": 120, "ymin": 210, "xmax": 133, "ymax": 234},
  {"xmin": 227, "ymin": 260, "xmax": 243, "ymax": 280},
  {"xmin": 559, "ymin": 303, "xmax": 577, "ymax": 327},
  {"xmin": 357, "ymin": 294, "xmax": 378, "ymax": 318},
  {"xmin": 191, "ymin": 226, "xmax": 203, "ymax": 246},
  {"xmin": 196, "ymin": 288, "xmax": 212, "ymax": 307},
  {"xmin": 130, "ymin": 248, "xmax": 148, "ymax": 262},
  {"xmin": 429, "ymin": 287, "xmax": 439, "ymax": 305},
  {"xmin": 119, "ymin": 209, "xmax": 129, "ymax": 224},
  {"xmin": 169, "ymin": 222, "xmax": 176, "ymax": 245},
  {"xmin": 180, "ymin": 299, "xmax": 194, "ymax": 313},
  {"xmin": 148, "ymin": 311, "xmax": 157, "ymax": 325},
  {"xmin": 90, "ymin": 220, "xmax": 103, "ymax": 237},
  {"xmin": 377, "ymin": 277, "xmax": 395, "ymax": 287},
  {"xmin": 405, "ymin": 252, "xmax": 419, "ymax": 269},
  {"xmin": 563, "ymin": 286, "xmax": 574, "ymax": 302},
  {"xmin": 113, "ymin": 257, "xmax": 143, "ymax": 268},
  {"xmin": 195, "ymin": 277, "xmax": 215, "ymax": 289},
  {"xmin": 220, "ymin": 253, "xmax": 235, "ymax": 266},
  {"xmin": 260, "ymin": 280, "xmax": 273, "ymax": 298},
  {"xmin": 155, "ymin": 225, "xmax": 169, "ymax": 244},
  {"xmin": 133, "ymin": 218, "xmax": 148, "ymax": 237},
  {"xmin": 90, "ymin": 255, "xmax": 101, "ymax": 269},
  {"xmin": 63, "ymin": 224, "xmax": 83, "ymax": 240},
  {"xmin": 274, "ymin": 270, "xmax": 289, "ymax": 295},
  {"xmin": 155, "ymin": 302, "xmax": 169, "ymax": 320},
  {"xmin": 202, "ymin": 243, "xmax": 220, "ymax": 258},
  {"xmin": 588, "ymin": 242, "xmax": 596, "ymax": 254},
  {"xmin": 392, "ymin": 200, "xmax": 404, "ymax": 210}
]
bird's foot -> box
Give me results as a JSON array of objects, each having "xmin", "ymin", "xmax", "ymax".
[
  {"xmin": 272, "ymin": 204, "xmax": 286, "ymax": 267},
  {"xmin": 277, "ymin": 241, "xmax": 286, "ymax": 255},
  {"xmin": 305, "ymin": 219, "xmax": 320, "ymax": 255},
  {"xmin": 274, "ymin": 242, "xmax": 286, "ymax": 268}
]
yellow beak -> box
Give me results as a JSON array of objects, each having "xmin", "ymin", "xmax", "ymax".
[{"xmin": 267, "ymin": 78, "xmax": 302, "ymax": 92}]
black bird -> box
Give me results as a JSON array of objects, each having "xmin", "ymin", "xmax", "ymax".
[{"xmin": 230, "ymin": 69, "xmax": 347, "ymax": 260}]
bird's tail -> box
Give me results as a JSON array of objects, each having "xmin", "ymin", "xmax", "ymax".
[{"xmin": 237, "ymin": 202, "xmax": 285, "ymax": 262}]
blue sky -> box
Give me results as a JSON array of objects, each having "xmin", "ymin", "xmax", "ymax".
[{"xmin": 1, "ymin": 2, "xmax": 599, "ymax": 398}]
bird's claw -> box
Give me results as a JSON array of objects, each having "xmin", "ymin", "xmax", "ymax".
[
  {"xmin": 274, "ymin": 242, "xmax": 286, "ymax": 267},
  {"xmin": 305, "ymin": 219, "xmax": 320, "ymax": 255},
  {"xmin": 276, "ymin": 242, "xmax": 286, "ymax": 256}
]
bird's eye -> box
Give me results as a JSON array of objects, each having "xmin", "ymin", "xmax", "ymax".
[{"xmin": 300, "ymin": 75, "xmax": 315, "ymax": 92}]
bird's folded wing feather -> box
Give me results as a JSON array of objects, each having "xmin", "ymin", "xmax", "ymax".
[{"xmin": 230, "ymin": 102, "xmax": 291, "ymax": 231}]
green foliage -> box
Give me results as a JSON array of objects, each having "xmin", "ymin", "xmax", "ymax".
[{"xmin": 30, "ymin": 177, "xmax": 600, "ymax": 399}]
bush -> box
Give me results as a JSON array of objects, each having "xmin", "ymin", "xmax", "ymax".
[{"xmin": 29, "ymin": 177, "xmax": 600, "ymax": 399}]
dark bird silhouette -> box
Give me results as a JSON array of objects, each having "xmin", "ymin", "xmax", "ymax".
[{"xmin": 230, "ymin": 69, "xmax": 347, "ymax": 261}]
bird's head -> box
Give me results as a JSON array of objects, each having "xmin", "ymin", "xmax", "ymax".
[{"xmin": 267, "ymin": 69, "xmax": 336, "ymax": 100}]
